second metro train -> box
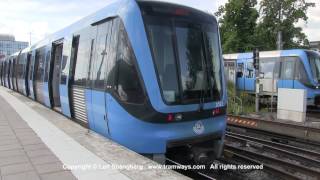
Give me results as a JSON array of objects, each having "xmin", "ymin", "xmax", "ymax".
[
  {"xmin": 0, "ymin": 0, "xmax": 227, "ymax": 162},
  {"xmin": 224, "ymin": 49, "xmax": 320, "ymax": 106}
]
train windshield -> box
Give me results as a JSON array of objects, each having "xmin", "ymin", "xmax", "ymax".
[
  {"xmin": 140, "ymin": 3, "xmax": 222, "ymax": 104},
  {"xmin": 307, "ymin": 51, "xmax": 320, "ymax": 83}
]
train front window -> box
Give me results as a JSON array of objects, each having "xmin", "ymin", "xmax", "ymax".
[
  {"xmin": 175, "ymin": 25, "xmax": 211, "ymax": 103},
  {"xmin": 307, "ymin": 51, "xmax": 320, "ymax": 83},
  {"xmin": 142, "ymin": 4, "xmax": 222, "ymax": 104}
]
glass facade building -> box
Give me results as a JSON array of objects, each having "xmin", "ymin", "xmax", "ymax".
[
  {"xmin": 310, "ymin": 41, "xmax": 320, "ymax": 52},
  {"xmin": 0, "ymin": 34, "xmax": 28, "ymax": 60}
]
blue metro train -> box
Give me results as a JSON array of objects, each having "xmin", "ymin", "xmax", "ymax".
[
  {"xmin": 0, "ymin": 0, "xmax": 227, "ymax": 161},
  {"xmin": 224, "ymin": 49, "xmax": 320, "ymax": 106}
]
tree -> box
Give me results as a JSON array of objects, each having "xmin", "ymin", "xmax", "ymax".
[
  {"xmin": 256, "ymin": 0, "xmax": 314, "ymax": 50},
  {"xmin": 215, "ymin": 0, "xmax": 259, "ymax": 53}
]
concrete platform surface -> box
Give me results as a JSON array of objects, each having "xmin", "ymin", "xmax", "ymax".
[{"xmin": 0, "ymin": 87, "xmax": 188, "ymax": 180}]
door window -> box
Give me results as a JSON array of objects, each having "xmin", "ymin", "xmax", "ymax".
[
  {"xmin": 280, "ymin": 57, "xmax": 296, "ymax": 80},
  {"xmin": 246, "ymin": 62, "xmax": 254, "ymax": 78},
  {"xmin": 237, "ymin": 63, "xmax": 244, "ymax": 78}
]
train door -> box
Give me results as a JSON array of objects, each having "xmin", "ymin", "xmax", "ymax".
[
  {"xmin": 88, "ymin": 20, "xmax": 113, "ymax": 137},
  {"xmin": 8, "ymin": 60, "xmax": 12, "ymax": 89},
  {"xmin": 11, "ymin": 58, "xmax": 15, "ymax": 90},
  {"xmin": 245, "ymin": 61, "xmax": 255, "ymax": 92},
  {"xmin": 33, "ymin": 51, "xmax": 40, "ymax": 101},
  {"xmin": 4, "ymin": 62, "xmax": 7, "ymax": 87},
  {"xmin": 0, "ymin": 62, "xmax": 3, "ymax": 86},
  {"xmin": 49, "ymin": 42, "xmax": 63, "ymax": 111},
  {"xmin": 25, "ymin": 53, "xmax": 31, "ymax": 96},
  {"xmin": 236, "ymin": 63, "xmax": 245, "ymax": 90},
  {"xmin": 33, "ymin": 48, "xmax": 46, "ymax": 104},
  {"xmin": 28, "ymin": 51, "xmax": 36, "ymax": 99},
  {"xmin": 14, "ymin": 57, "xmax": 19, "ymax": 91},
  {"xmin": 68, "ymin": 35, "xmax": 90, "ymax": 125},
  {"xmin": 278, "ymin": 57, "xmax": 295, "ymax": 89}
]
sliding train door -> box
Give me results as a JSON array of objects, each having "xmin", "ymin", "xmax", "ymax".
[
  {"xmin": 28, "ymin": 51, "xmax": 36, "ymax": 99},
  {"xmin": 33, "ymin": 48, "xmax": 47, "ymax": 104},
  {"xmin": 49, "ymin": 42, "xmax": 63, "ymax": 111},
  {"xmin": 86, "ymin": 19, "xmax": 114, "ymax": 136},
  {"xmin": 244, "ymin": 61, "xmax": 255, "ymax": 91},
  {"xmin": 236, "ymin": 62, "xmax": 245, "ymax": 90},
  {"xmin": 25, "ymin": 53, "xmax": 31, "ymax": 96}
]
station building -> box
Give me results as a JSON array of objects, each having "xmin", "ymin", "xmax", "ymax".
[
  {"xmin": 310, "ymin": 41, "xmax": 320, "ymax": 52},
  {"xmin": 0, "ymin": 34, "xmax": 28, "ymax": 60}
]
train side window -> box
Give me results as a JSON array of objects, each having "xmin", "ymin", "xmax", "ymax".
[
  {"xmin": 114, "ymin": 23, "xmax": 145, "ymax": 104},
  {"xmin": 280, "ymin": 57, "xmax": 296, "ymax": 80},
  {"xmin": 295, "ymin": 59, "xmax": 309, "ymax": 84},
  {"xmin": 260, "ymin": 58, "xmax": 276, "ymax": 79},
  {"xmin": 273, "ymin": 61, "xmax": 281, "ymax": 79},
  {"xmin": 246, "ymin": 62, "xmax": 254, "ymax": 78},
  {"xmin": 28, "ymin": 53, "xmax": 33, "ymax": 81},
  {"xmin": 60, "ymin": 40, "xmax": 71, "ymax": 85},
  {"xmin": 237, "ymin": 63, "xmax": 244, "ymax": 78},
  {"xmin": 44, "ymin": 50, "xmax": 51, "ymax": 82},
  {"xmin": 34, "ymin": 48, "xmax": 46, "ymax": 81},
  {"xmin": 69, "ymin": 35, "xmax": 81, "ymax": 86},
  {"xmin": 73, "ymin": 38, "xmax": 89, "ymax": 87},
  {"xmin": 106, "ymin": 19, "xmax": 120, "ymax": 88}
]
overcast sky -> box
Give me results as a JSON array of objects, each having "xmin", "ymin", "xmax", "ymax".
[{"xmin": 0, "ymin": 0, "xmax": 319, "ymax": 44}]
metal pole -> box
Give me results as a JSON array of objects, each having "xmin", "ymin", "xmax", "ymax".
[
  {"xmin": 277, "ymin": 2, "xmax": 282, "ymax": 50},
  {"xmin": 29, "ymin": 32, "xmax": 32, "ymax": 46}
]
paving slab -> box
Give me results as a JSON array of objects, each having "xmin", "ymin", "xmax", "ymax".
[{"xmin": 0, "ymin": 87, "xmax": 188, "ymax": 180}]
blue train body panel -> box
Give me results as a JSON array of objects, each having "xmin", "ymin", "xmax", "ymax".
[
  {"xmin": 1, "ymin": 0, "xmax": 228, "ymax": 156},
  {"xmin": 60, "ymin": 84, "xmax": 71, "ymax": 118},
  {"xmin": 87, "ymin": 90, "xmax": 109, "ymax": 138},
  {"xmin": 106, "ymin": 94, "xmax": 226, "ymax": 153},
  {"xmin": 43, "ymin": 82, "xmax": 51, "ymax": 108},
  {"xmin": 225, "ymin": 49, "xmax": 320, "ymax": 106}
]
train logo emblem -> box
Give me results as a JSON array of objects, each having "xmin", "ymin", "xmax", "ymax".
[{"xmin": 193, "ymin": 121, "xmax": 205, "ymax": 135}]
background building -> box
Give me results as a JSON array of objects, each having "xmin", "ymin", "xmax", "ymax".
[
  {"xmin": 0, "ymin": 34, "xmax": 28, "ymax": 60},
  {"xmin": 310, "ymin": 41, "xmax": 320, "ymax": 52}
]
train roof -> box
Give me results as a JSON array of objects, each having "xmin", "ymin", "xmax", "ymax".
[
  {"xmin": 21, "ymin": 0, "xmax": 217, "ymax": 52},
  {"xmin": 2, "ymin": 0, "xmax": 218, "ymax": 63},
  {"xmin": 223, "ymin": 49, "xmax": 311, "ymax": 60}
]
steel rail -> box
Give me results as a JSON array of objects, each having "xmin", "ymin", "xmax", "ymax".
[
  {"xmin": 225, "ymin": 144, "xmax": 320, "ymax": 179},
  {"xmin": 226, "ymin": 133, "xmax": 320, "ymax": 167},
  {"xmin": 224, "ymin": 149, "xmax": 301, "ymax": 180},
  {"xmin": 226, "ymin": 131, "xmax": 320, "ymax": 159},
  {"xmin": 166, "ymin": 158, "xmax": 215, "ymax": 180},
  {"xmin": 227, "ymin": 122, "xmax": 320, "ymax": 147}
]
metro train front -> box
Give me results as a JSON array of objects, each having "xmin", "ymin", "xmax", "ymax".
[{"xmin": 116, "ymin": 1, "xmax": 227, "ymax": 160}]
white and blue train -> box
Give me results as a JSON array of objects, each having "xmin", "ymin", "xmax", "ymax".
[
  {"xmin": 0, "ymin": 0, "xmax": 227, "ymax": 161},
  {"xmin": 224, "ymin": 49, "xmax": 320, "ymax": 106}
]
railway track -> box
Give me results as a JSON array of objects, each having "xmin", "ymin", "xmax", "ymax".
[
  {"xmin": 167, "ymin": 115, "xmax": 320, "ymax": 180},
  {"xmin": 227, "ymin": 123, "xmax": 320, "ymax": 151},
  {"xmin": 225, "ymin": 131, "xmax": 320, "ymax": 180},
  {"xmin": 165, "ymin": 158, "xmax": 215, "ymax": 180}
]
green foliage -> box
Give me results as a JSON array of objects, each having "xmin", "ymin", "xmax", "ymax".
[
  {"xmin": 256, "ymin": 0, "xmax": 313, "ymax": 50},
  {"xmin": 215, "ymin": 0, "xmax": 258, "ymax": 53},
  {"xmin": 216, "ymin": 0, "xmax": 314, "ymax": 53},
  {"xmin": 227, "ymin": 82, "xmax": 256, "ymax": 115}
]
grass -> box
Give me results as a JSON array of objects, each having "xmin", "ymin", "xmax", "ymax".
[{"xmin": 227, "ymin": 82, "xmax": 256, "ymax": 115}]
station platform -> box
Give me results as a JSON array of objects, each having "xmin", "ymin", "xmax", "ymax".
[{"xmin": 0, "ymin": 87, "xmax": 188, "ymax": 180}]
